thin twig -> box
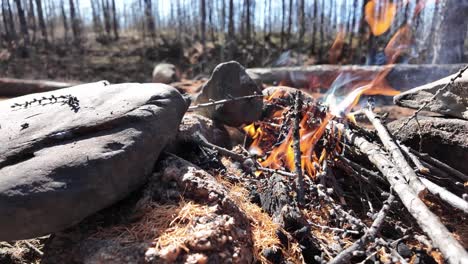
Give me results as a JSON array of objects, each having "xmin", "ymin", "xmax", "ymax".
[
  {"xmin": 194, "ymin": 132, "xmax": 247, "ymax": 162},
  {"xmin": 328, "ymin": 194, "xmax": 395, "ymax": 264},
  {"xmin": 394, "ymin": 64, "xmax": 468, "ymax": 135},
  {"xmin": 24, "ymin": 240, "xmax": 44, "ymax": 256},
  {"xmin": 409, "ymin": 148, "xmax": 468, "ymax": 182},
  {"xmin": 292, "ymin": 91, "xmax": 305, "ymax": 205},
  {"xmin": 188, "ymin": 94, "xmax": 264, "ymax": 111},
  {"xmin": 255, "ymin": 166, "xmax": 296, "ymax": 177}
]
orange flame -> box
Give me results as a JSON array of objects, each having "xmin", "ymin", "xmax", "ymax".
[
  {"xmin": 244, "ymin": 123, "xmax": 265, "ymax": 156},
  {"xmin": 385, "ymin": 25, "xmax": 412, "ymax": 64},
  {"xmin": 329, "ymin": 28, "xmax": 346, "ymax": 64},
  {"xmin": 365, "ymin": 0, "xmax": 397, "ymax": 36}
]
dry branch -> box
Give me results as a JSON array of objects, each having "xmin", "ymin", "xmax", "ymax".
[
  {"xmin": 344, "ymin": 128, "xmax": 468, "ymax": 264},
  {"xmin": 0, "ymin": 78, "xmax": 78, "ymax": 97},
  {"xmin": 363, "ymin": 108, "xmax": 427, "ymax": 196},
  {"xmin": 420, "ymin": 178, "xmax": 468, "ymax": 214},
  {"xmin": 194, "ymin": 132, "xmax": 247, "ymax": 162},
  {"xmin": 409, "ymin": 148, "xmax": 468, "ymax": 182},
  {"xmin": 292, "ymin": 91, "xmax": 305, "ymax": 205},
  {"xmin": 187, "ymin": 94, "xmax": 264, "ymax": 111},
  {"xmin": 328, "ymin": 194, "xmax": 395, "ymax": 264}
]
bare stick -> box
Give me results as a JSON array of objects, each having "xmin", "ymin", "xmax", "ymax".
[
  {"xmin": 409, "ymin": 148, "xmax": 468, "ymax": 182},
  {"xmin": 194, "ymin": 132, "xmax": 247, "ymax": 162},
  {"xmin": 398, "ymin": 143, "xmax": 429, "ymax": 174},
  {"xmin": 292, "ymin": 91, "xmax": 305, "ymax": 205},
  {"xmin": 344, "ymin": 127, "xmax": 468, "ymax": 263},
  {"xmin": 24, "ymin": 240, "xmax": 44, "ymax": 256},
  {"xmin": 394, "ymin": 64, "xmax": 468, "ymax": 135},
  {"xmin": 363, "ymin": 108, "xmax": 427, "ymax": 196},
  {"xmin": 328, "ymin": 194, "xmax": 395, "ymax": 264},
  {"xmin": 420, "ymin": 178, "xmax": 468, "ymax": 214},
  {"xmin": 256, "ymin": 166, "xmax": 296, "ymax": 177},
  {"xmin": 187, "ymin": 94, "xmax": 264, "ymax": 111}
]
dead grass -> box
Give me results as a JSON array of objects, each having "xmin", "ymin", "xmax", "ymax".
[{"xmin": 216, "ymin": 176, "xmax": 304, "ymax": 264}]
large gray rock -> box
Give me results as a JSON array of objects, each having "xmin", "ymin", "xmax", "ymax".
[
  {"xmin": 195, "ymin": 61, "xmax": 263, "ymax": 127},
  {"xmin": 394, "ymin": 72, "xmax": 468, "ymax": 120},
  {"xmin": 0, "ymin": 82, "xmax": 188, "ymax": 241},
  {"xmin": 388, "ymin": 116, "xmax": 468, "ymax": 174},
  {"xmin": 152, "ymin": 63, "xmax": 180, "ymax": 84}
]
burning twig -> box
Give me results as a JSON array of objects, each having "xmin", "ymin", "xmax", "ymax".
[
  {"xmin": 292, "ymin": 91, "xmax": 305, "ymax": 205},
  {"xmin": 394, "ymin": 64, "xmax": 468, "ymax": 135},
  {"xmin": 255, "ymin": 166, "xmax": 296, "ymax": 177},
  {"xmin": 187, "ymin": 94, "xmax": 264, "ymax": 111},
  {"xmin": 328, "ymin": 193, "xmax": 395, "ymax": 264},
  {"xmin": 362, "ymin": 107, "xmax": 427, "ymax": 196},
  {"xmin": 344, "ymin": 127, "xmax": 468, "ymax": 263}
]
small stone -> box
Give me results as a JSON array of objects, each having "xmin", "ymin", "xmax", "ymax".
[
  {"xmin": 397, "ymin": 242, "xmax": 412, "ymax": 258},
  {"xmin": 194, "ymin": 61, "xmax": 263, "ymax": 127},
  {"xmin": 152, "ymin": 63, "xmax": 180, "ymax": 84}
]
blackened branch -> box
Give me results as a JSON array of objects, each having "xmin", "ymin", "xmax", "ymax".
[{"xmin": 292, "ymin": 91, "xmax": 305, "ymax": 205}]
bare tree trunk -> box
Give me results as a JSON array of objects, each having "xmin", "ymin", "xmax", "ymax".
[
  {"xmin": 102, "ymin": 0, "xmax": 111, "ymax": 37},
  {"xmin": 298, "ymin": 0, "xmax": 305, "ymax": 41},
  {"xmin": 143, "ymin": 0, "xmax": 156, "ymax": 41},
  {"xmin": 287, "ymin": 0, "xmax": 292, "ymax": 45},
  {"xmin": 319, "ymin": 0, "xmax": 325, "ymax": 61},
  {"xmin": 432, "ymin": 0, "xmax": 468, "ymax": 64},
  {"xmin": 111, "ymin": 0, "xmax": 118, "ymax": 40},
  {"xmin": 60, "ymin": 0, "xmax": 69, "ymax": 43},
  {"xmin": 228, "ymin": 0, "xmax": 234, "ymax": 36},
  {"xmin": 6, "ymin": 0, "xmax": 17, "ymax": 41},
  {"xmin": 348, "ymin": 0, "xmax": 357, "ymax": 60},
  {"xmin": 280, "ymin": 0, "xmax": 285, "ymax": 50},
  {"xmin": 199, "ymin": 0, "xmax": 206, "ymax": 45},
  {"xmin": 90, "ymin": 0, "xmax": 102, "ymax": 35},
  {"xmin": 69, "ymin": 0, "xmax": 80, "ymax": 45},
  {"xmin": 311, "ymin": 0, "xmax": 317, "ymax": 53},
  {"xmin": 35, "ymin": 0, "xmax": 47, "ymax": 43},
  {"xmin": 28, "ymin": 0, "xmax": 37, "ymax": 43}
]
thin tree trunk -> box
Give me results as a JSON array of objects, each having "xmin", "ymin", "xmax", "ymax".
[
  {"xmin": 199, "ymin": 0, "xmax": 206, "ymax": 45},
  {"xmin": 35, "ymin": 0, "xmax": 47, "ymax": 43},
  {"xmin": 69, "ymin": 0, "xmax": 80, "ymax": 45},
  {"xmin": 311, "ymin": 0, "xmax": 317, "ymax": 53},
  {"xmin": 280, "ymin": 0, "xmax": 285, "ymax": 50},
  {"xmin": 111, "ymin": 0, "xmax": 118, "ymax": 40},
  {"xmin": 143, "ymin": 0, "xmax": 156, "ymax": 41},
  {"xmin": 28, "ymin": 0, "xmax": 37, "ymax": 43},
  {"xmin": 102, "ymin": 0, "xmax": 111, "ymax": 37},
  {"xmin": 6, "ymin": 0, "xmax": 16, "ymax": 41},
  {"xmin": 60, "ymin": 0, "xmax": 69, "ymax": 42},
  {"xmin": 348, "ymin": 0, "xmax": 358, "ymax": 60},
  {"xmin": 90, "ymin": 0, "xmax": 102, "ymax": 35},
  {"xmin": 245, "ymin": 0, "xmax": 250, "ymax": 41},
  {"xmin": 228, "ymin": 0, "xmax": 234, "ymax": 36},
  {"xmin": 319, "ymin": 0, "xmax": 325, "ymax": 61},
  {"xmin": 298, "ymin": 0, "xmax": 305, "ymax": 41},
  {"xmin": 287, "ymin": 0, "xmax": 292, "ymax": 47}
]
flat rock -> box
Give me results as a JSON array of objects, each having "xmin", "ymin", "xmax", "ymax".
[
  {"xmin": 0, "ymin": 82, "xmax": 188, "ymax": 241},
  {"xmin": 194, "ymin": 61, "xmax": 263, "ymax": 127},
  {"xmin": 388, "ymin": 116, "xmax": 468, "ymax": 174},
  {"xmin": 394, "ymin": 72, "xmax": 468, "ymax": 120}
]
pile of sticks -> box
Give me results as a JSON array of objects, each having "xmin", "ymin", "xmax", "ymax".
[{"xmin": 189, "ymin": 85, "xmax": 468, "ymax": 263}]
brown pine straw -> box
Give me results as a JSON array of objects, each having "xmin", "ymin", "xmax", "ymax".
[{"xmin": 216, "ymin": 177, "xmax": 304, "ymax": 264}]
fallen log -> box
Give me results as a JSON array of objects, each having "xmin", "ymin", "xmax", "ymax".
[
  {"xmin": 0, "ymin": 78, "xmax": 80, "ymax": 97},
  {"xmin": 344, "ymin": 127, "xmax": 468, "ymax": 264},
  {"xmin": 247, "ymin": 64, "xmax": 464, "ymax": 91}
]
